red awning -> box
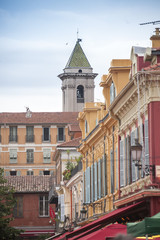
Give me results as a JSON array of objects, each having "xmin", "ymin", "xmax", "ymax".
[
  {"xmin": 63, "ymin": 201, "xmax": 144, "ymax": 239},
  {"xmin": 79, "ymin": 224, "xmax": 127, "ymax": 240}
]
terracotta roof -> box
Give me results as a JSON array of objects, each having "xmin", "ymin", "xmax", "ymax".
[
  {"xmin": 0, "ymin": 112, "xmax": 79, "ymax": 125},
  {"xmin": 65, "ymin": 40, "xmax": 91, "ymax": 68},
  {"xmin": 68, "ymin": 124, "xmax": 81, "ymax": 132},
  {"xmin": 57, "ymin": 137, "xmax": 81, "ymax": 148},
  {"xmin": 4, "ymin": 176, "xmax": 51, "ymax": 192},
  {"xmin": 143, "ymin": 63, "xmax": 160, "ymax": 71}
]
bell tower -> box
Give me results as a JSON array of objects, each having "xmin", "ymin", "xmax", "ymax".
[{"xmin": 58, "ymin": 39, "xmax": 98, "ymax": 112}]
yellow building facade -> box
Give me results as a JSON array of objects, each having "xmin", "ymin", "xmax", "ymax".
[{"xmin": 78, "ymin": 59, "xmax": 131, "ymax": 220}]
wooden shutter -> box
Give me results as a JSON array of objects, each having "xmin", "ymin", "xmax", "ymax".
[
  {"xmin": 98, "ymin": 159, "xmax": 101, "ymax": 199},
  {"xmin": 91, "ymin": 164, "xmax": 94, "ymax": 202},
  {"xmin": 120, "ymin": 140, "xmax": 124, "ymax": 187},
  {"xmin": 131, "ymin": 131, "xmax": 136, "ymax": 182},
  {"xmin": 83, "ymin": 171, "xmax": 85, "ymax": 203},
  {"xmin": 94, "ymin": 162, "xmax": 98, "ymax": 201},
  {"xmin": 102, "ymin": 154, "xmax": 107, "ymax": 196},
  {"xmin": 110, "ymin": 150, "xmax": 114, "ymax": 193},
  {"xmin": 127, "ymin": 135, "xmax": 131, "ymax": 184},
  {"xmin": 145, "ymin": 120, "xmax": 149, "ymax": 165}
]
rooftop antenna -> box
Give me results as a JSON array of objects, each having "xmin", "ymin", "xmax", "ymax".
[{"xmin": 139, "ymin": 20, "xmax": 160, "ymax": 25}]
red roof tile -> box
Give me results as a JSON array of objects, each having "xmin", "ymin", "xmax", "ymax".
[
  {"xmin": 68, "ymin": 124, "xmax": 81, "ymax": 132},
  {"xmin": 57, "ymin": 137, "xmax": 81, "ymax": 148},
  {"xmin": 4, "ymin": 176, "xmax": 51, "ymax": 192},
  {"xmin": 0, "ymin": 112, "xmax": 79, "ymax": 125},
  {"xmin": 143, "ymin": 63, "xmax": 160, "ymax": 71}
]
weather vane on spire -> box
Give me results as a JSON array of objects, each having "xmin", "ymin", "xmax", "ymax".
[{"xmin": 77, "ymin": 28, "xmax": 82, "ymax": 43}]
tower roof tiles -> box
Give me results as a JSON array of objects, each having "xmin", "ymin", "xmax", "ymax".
[{"xmin": 65, "ymin": 40, "xmax": 91, "ymax": 68}]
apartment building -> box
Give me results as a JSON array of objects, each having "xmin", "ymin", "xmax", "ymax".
[{"xmin": 0, "ymin": 110, "xmax": 80, "ymax": 177}]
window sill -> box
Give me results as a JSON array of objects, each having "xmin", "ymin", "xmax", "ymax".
[{"xmin": 39, "ymin": 215, "xmax": 49, "ymax": 218}]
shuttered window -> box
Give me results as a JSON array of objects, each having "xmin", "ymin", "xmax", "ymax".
[
  {"xmin": 102, "ymin": 154, "xmax": 107, "ymax": 196},
  {"xmin": 43, "ymin": 149, "xmax": 51, "ymax": 163},
  {"xmin": 131, "ymin": 131, "xmax": 136, "ymax": 182},
  {"xmin": 98, "ymin": 159, "xmax": 101, "ymax": 199},
  {"xmin": 27, "ymin": 149, "xmax": 34, "ymax": 163},
  {"xmin": 91, "ymin": 164, "xmax": 94, "ymax": 202},
  {"xmin": 110, "ymin": 150, "xmax": 114, "ymax": 193},
  {"xmin": 120, "ymin": 140, "xmax": 124, "ymax": 187},
  {"xmin": 144, "ymin": 120, "xmax": 149, "ymax": 165},
  {"xmin": 127, "ymin": 135, "xmax": 131, "ymax": 184},
  {"xmin": 10, "ymin": 149, "xmax": 17, "ymax": 164},
  {"xmin": 94, "ymin": 162, "xmax": 98, "ymax": 201},
  {"xmin": 85, "ymin": 167, "xmax": 90, "ymax": 203},
  {"xmin": 83, "ymin": 172, "xmax": 85, "ymax": 203}
]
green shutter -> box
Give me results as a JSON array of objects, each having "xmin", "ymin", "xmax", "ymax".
[
  {"xmin": 91, "ymin": 164, "xmax": 94, "ymax": 202},
  {"xmin": 98, "ymin": 159, "xmax": 101, "ymax": 199},
  {"xmin": 94, "ymin": 162, "xmax": 98, "ymax": 201},
  {"xmin": 120, "ymin": 140, "xmax": 124, "ymax": 187}
]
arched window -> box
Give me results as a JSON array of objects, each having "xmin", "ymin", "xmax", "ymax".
[
  {"xmin": 110, "ymin": 81, "xmax": 116, "ymax": 104},
  {"xmin": 78, "ymin": 69, "xmax": 82, "ymax": 73},
  {"xmin": 77, "ymin": 85, "xmax": 84, "ymax": 103}
]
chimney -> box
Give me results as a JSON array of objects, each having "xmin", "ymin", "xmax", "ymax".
[{"xmin": 150, "ymin": 28, "xmax": 160, "ymax": 48}]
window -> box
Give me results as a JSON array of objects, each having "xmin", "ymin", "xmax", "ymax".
[
  {"xmin": 0, "ymin": 127, "xmax": 1, "ymax": 142},
  {"xmin": 26, "ymin": 126, "xmax": 34, "ymax": 142},
  {"xmin": 10, "ymin": 171, "xmax": 17, "ymax": 176},
  {"xmin": 77, "ymin": 85, "xmax": 84, "ymax": 103},
  {"xmin": 27, "ymin": 149, "xmax": 34, "ymax": 163},
  {"xmin": 27, "ymin": 170, "xmax": 34, "ymax": 175},
  {"xmin": 10, "ymin": 149, "xmax": 17, "ymax": 164},
  {"xmin": 43, "ymin": 149, "xmax": 51, "ymax": 163},
  {"xmin": 39, "ymin": 195, "xmax": 49, "ymax": 217},
  {"xmin": 13, "ymin": 196, "xmax": 23, "ymax": 218},
  {"xmin": 57, "ymin": 127, "xmax": 65, "ymax": 142},
  {"xmin": 110, "ymin": 81, "xmax": 116, "ymax": 104},
  {"xmin": 43, "ymin": 127, "xmax": 50, "ymax": 141},
  {"xmin": 43, "ymin": 170, "xmax": 50, "ymax": 175},
  {"xmin": 9, "ymin": 126, "xmax": 17, "ymax": 142}
]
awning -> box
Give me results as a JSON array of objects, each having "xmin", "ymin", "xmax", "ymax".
[
  {"xmin": 76, "ymin": 224, "xmax": 127, "ymax": 240},
  {"xmin": 62, "ymin": 201, "xmax": 144, "ymax": 239}
]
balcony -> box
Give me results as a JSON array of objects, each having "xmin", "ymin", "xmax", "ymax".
[
  {"xmin": 56, "ymin": 135, "xmax": 66, "ymax": 142},
  {"xmin": 42, "ymin": 135, "xmax": 51, "ymax": 142},
  {"xmin": 9, "ymin": 135, "xmax": 18, "ymax": 142},
  {"xmin": 71, "ymin": 161, "xmax": 82, "ymax": 178},
  {"xmin": 26, "ymin": 135, "xmax": 34, "ymax": 143}
]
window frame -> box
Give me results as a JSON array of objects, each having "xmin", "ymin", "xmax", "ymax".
[
  {"xmin": 9, "ymin": 126, "xmax": 17, "ymax": 142},
  {"xmin": 39, "ymin": 195, "xmax": 49, "ymax": 217},
  {"xmin": 13, "ymin": 196, "xmax": 23, "ymax": 218},
  {"xmin": 43, "ymin": 127, "xmax": 50, "ymax": 142},
  {"xmin": 26, "ymin": 149, "xmax": 34, "ymax": 163},
  {"xmin": 57, "ymin": 127, "xmax": 65, "ymax": 142}
]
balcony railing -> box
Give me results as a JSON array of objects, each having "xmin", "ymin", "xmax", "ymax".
[
  {"xmin": 42, "ymin": 135, "xmax": 51, "ymax": 142},
  {"xmin": 26, "ymin": 135, "xmax": 34, "ymax": 142},
  {"xmin": 71, "ymin": 161, "xmax": 82, "ymax": 178},
  {"xmin": 9, "ymin": 135, "xmax": 18, "ymax": 142},
  {"xmin": 56, "ymin": 135, "xmax": 66, "ymax": 142}
]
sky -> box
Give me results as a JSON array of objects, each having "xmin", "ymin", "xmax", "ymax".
[{"xmin": 0, "ymin": 0, "xmax": 160, "ymax": 112}]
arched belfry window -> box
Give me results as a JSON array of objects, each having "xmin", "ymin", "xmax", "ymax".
[
  {"xmin": 110, "ymin": 81, "xmax": 116, "ymax": 104},
  {"xmin": 77, "ymin": 85, "xmax": 84, "ymax": 103}
]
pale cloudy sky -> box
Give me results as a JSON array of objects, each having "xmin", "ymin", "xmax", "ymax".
[{"xmin": 0, "ymin": 0, "xmax": 160, "ymax": 112}]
